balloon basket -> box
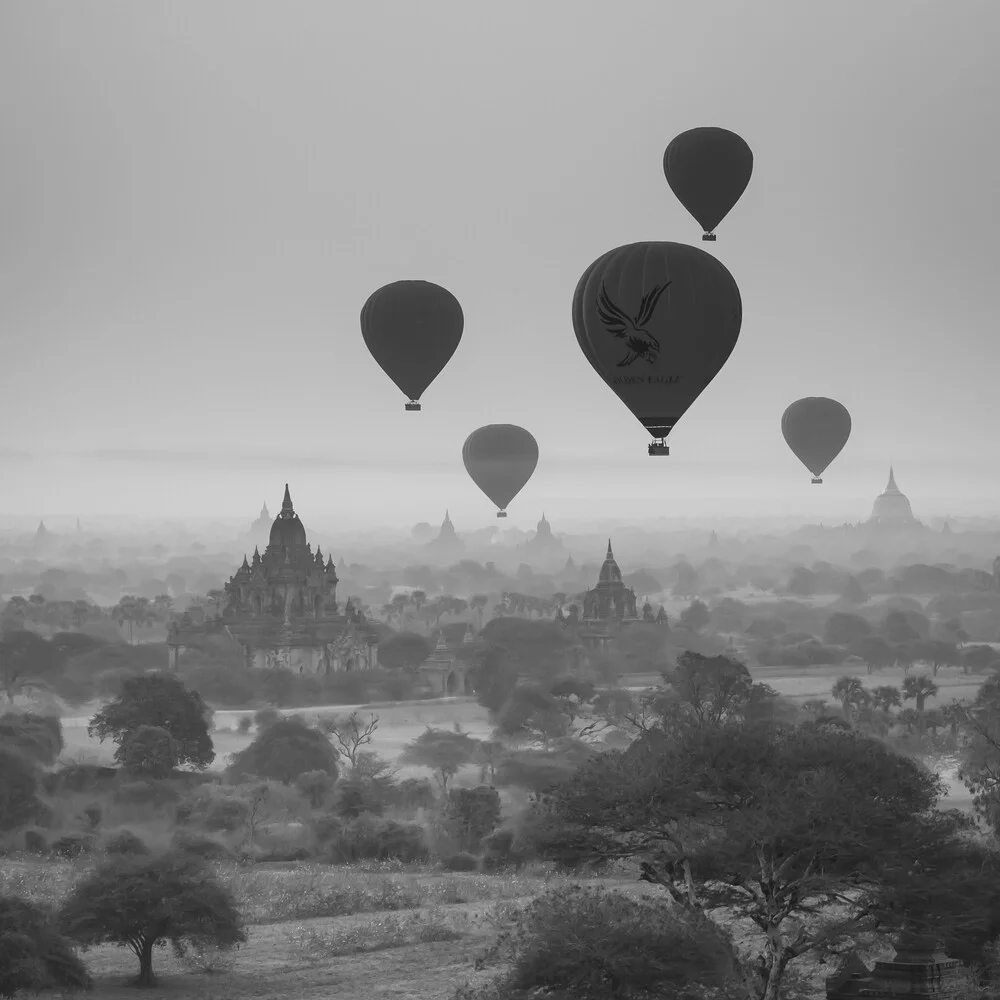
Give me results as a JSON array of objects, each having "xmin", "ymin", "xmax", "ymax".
[
  {"xmin": 404, "ymin": 401, "xmax": 421, "ymax": 411},
  {"xmin": 648, "ymin": 442, "xmax": 670, "ymax": 456},
  {"xmin": 811, "ymin": 477, "xmax": 823, "ymax": 484},
  {"xmin": 496, "ymin": 511, "xmax": 507, "ymax": 518},
  {"xmin": 702, "ymin": 233, "xmax": 716, "ymax": 242}
]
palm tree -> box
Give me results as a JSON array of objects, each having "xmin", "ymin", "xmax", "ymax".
[
  {"xmin": 831, "ymin": 675, "xmax": 867, "ymax": 724},
  {"xmin": 902, "ymin": 673, "xmax": 939, "ymax": 733}
]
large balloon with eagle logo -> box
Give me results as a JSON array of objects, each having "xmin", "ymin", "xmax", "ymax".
[{"xmin": 571, "ymin": 242, "xmax": 742, "ymax": 455}]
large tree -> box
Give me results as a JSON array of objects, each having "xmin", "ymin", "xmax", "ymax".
[
  {"xmin": 540, "ymin": 720, "xmax": 968, "ymax": 1000},
  {"xmin": 377, "ymin": 631, "xmax": 432, "ymax": 672},
  {"xmin": 227, "ymin": 716, "xmax": 340, "ymax": 785},
  {"xmin": 398, "ymin": 725, "xmax": 480, "ymax": 793},
  {"xmin": 59, "ymin": 851, "xmax": 245, "ymax": 986},
  {"xmin": 0, "ymin": 629, "xmax": 62, "ymax": 704},
  {"xmin": 88, "ymin": 672, "xmax": 215, "ymax": 769}
]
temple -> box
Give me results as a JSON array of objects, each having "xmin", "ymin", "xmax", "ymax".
[
  {"xmin": 521, "ymin": 513, "xmax": 566, "ymax": 563},
  {"xmin": 868, "ymin": 467, "xmax": 920, "ymax": 528},
  {"xmin": 245, "ymin": 502, "xmax": 271, "ymax": 549},
  {"xmin": 424, "ymin": 510, "xmax": 465, "ymax": 562},
  {"xmin": 167, "ymin": 485, "xmax": 379, "ymax": 674},
  {"xmin": 575, "ymin": 540, "xmax": 667, "ymax": 647}
]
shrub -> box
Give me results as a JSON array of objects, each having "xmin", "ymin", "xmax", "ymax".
[
  {"xmin": 228, "ymin": 717, "xmax": 340, "ymax": 785},
  {"xmin": 253, "ymin": 708, "xmax": 281, "ymax": 731},
  {"xmin": 0, "ymin": 746, "xmax": 43, "ymax": 832},
  {"xmin": 445, "ymin": 785, "xmax": 501, "ymax": 853},
  {"xmin": 171, "ymin": 831, "xmax": 235, "ymax": 860},
  {"xmin": 43, "ymin": 763, "xmax": 117, "ymax": 795},
  {"xmin": 237, "ymin": 715, "xmax": 253, "ymax": 734},
  {"xmin": 113, "ymin": 779, "xmax": 180, "ymax": 809},
  {"xmin": 0, "ymin": 895, "xmax": 92, "ymax": 996},
  {"xmin": 441, "ymin": 852, "xmax": 480, "ymax": 872},
  {"xmin": 50, "ymin": 833, "xmax": 95, "ymax": 859},
  {"xmin": 327, "ymin": 813, "xmax": 429, "ymax": 864},
  {"xmin": 475, "ymin": 884, "xmax": 744, "ymax": 999},
  {"xmin": 23, "ymin": 828, "xmax": 48, "ymax": 854},
  {"xmin": 393, "ymin": 776, "xmax": 436, "ymax": 811},
  {"xmin": 296, "ymin": 769, "xmax": 336, "ymax": 809},
  {"xmin": 122, "ymin": 724, "xmax": 179, "ymax": 778},
  {"xmin": 104, "ymin": 830, "xmax": 150, "ymax": 855},
  {"xmin": 81, "ymin": 802, "xmax": 103, "ymax": 829},
  {"xmin": 202, "ymin": 793, "xmax": 250, "ymax": 832}
]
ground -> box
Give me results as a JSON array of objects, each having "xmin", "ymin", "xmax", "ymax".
[{"xmin": 12, "ymin": 660, "xmax": 987, "ymax": 997}]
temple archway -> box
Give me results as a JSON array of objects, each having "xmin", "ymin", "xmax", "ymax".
[{"xmin": 446, "ymin": 671, "xmax": 458, "ymax": 694}]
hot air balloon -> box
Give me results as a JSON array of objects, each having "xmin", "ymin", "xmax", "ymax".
[
  {"xmin": 781, "ymin": 397, "xmax": 852, "ymax": 484},
  {"xmin": 462, "ymin": 424, "xmax": 538, "ymax": 518},
  {"xmin": 572, "ymin": 242, "xmax": 742, "ymax": 456},
  {"xmin": 360, "ymin": 280, "xmax": 464, "ymax": 411},
  {"xmin": 663, "ymin": 127, "xmax": 753, "ymax": 241}
]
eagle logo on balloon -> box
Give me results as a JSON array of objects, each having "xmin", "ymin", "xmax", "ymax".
[{"xmin": 597, "ymin": 281, "xmax": 671, "ymax": 367}]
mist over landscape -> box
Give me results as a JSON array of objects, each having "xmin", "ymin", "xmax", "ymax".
[{"xmin": 2, "ymin": 2, "xmax": 1000, "ymax": 999}]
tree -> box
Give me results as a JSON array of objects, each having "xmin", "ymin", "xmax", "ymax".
[
  {"xmin": 901, "ymin": 673, "xmax": 939, "ymax": 731},
  {"xmin": 319, "ymin": 711, "xmax": 379, "ymax": 767},
  {"xmin": 121, "ymin": 724, "xmax": 179, "ymax": 778},
  {"xmin": 398, "ymin": 726, "xmax": 479, "ymax": 793},
  {"xmin": 58, "ymin": 851, "xmax": 246, "ymax": 986},
  {"xmin": 0, "ymin": 896, "xmax": 92, "ymax": 997},
  {"xmin": 227, "ymin": 716, "xmax": 340, "ymax": 785},
  {"xmin": 494, "ymin": 685, "xmax": 570, "ymax": 748},
  {"xmin": 671, "ymin": 562, "xmax": 699, "ymax": 599},
  {"xmin": 464, "ymin": 642, "xmax": 520, "ymax": 714},
  {"xmin": 476, "ymin": 617, "xmax": 582, "ymax": 684},
  {"xmin": 295, "ymin": 769, "xmax": 336, "ymax": 809},
  {"xmin": 823, "ymin": 611, "xmax": 873, "ymax": 647},
  {"xmin": 786, "ymin": 566, "xmax": 817, "ymax": 597},
  {"xmin": 444, "ymin": 785, "xmax": 502, "ymax": 852},
  {"xmin": 377, "ymin": 631, "xmax": 432, "ymax": 672},
  {"xmin": 0, "ymin": 629, "xmax": 62, "ymax": 704},
  {"xmin": 884, "ymin": 609, "xmax": 920, "ymax": 644},
  {"xmin": 840, "ymin": 575, "xmax": 868, "ymax": 604},
  {"xmin": 88, "ymin": 673, "xmax": 215, "ymax": 770},
  {"xmin": 831, "ymin": 674, "xmax": 868, "ymax": 724},
  {"xmin": 0, "ymin": 712, "xmax": 63, "ymax": 765},
  {"xmin": 545, "ymin": 720, "xmax": 965, "ymax": 1000},
  {"xmin": 848, "ymin": 635, "xmax": 895, "ymax": 674},
  {"xmin": 0, "ymin": 747, "xmax": 44, "ymax": 831},
  {"xmin": 678, "ymin": 599, "xmax": 710, "ymax": 633}
]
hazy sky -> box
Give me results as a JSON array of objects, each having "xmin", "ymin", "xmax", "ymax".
[{"xmin": 2, "ymin": 0, "xmax": 998, "ymax": 530}]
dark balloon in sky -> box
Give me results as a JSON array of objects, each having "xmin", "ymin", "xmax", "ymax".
[
  {"xmin": 781, "ymin": 397, "xmax": 852, "ymax": 484},
  {"xmin": 663, "ymin": 127, "xmax": 753, "ymax": 240},
  {"xmin": 572, "ymin": 242, "xmax": 742, "ymax": 455},
  {"xmin": 360, "ymin": 280, "xmax": 464, "ymax": 410},
  {"xmin": 462, "ymin": 424, "xmax": 539, "ymax": 518}
]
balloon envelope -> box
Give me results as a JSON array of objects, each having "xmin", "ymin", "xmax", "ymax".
[
  {"xmin": 572, "ymin": 242, "xmax": 742, "ymax": 445},
  {"xmin": 360, "ymin": 281, "xmax": 464, "ymax": 404},
  {"xmin": 663, "ymin": 127, "xmax": 753, "ymax": 237},
  {"xmin": 462, "ymin": 424, "xmax": 539, "ymax": 512},
  {"xmin": 781, "ymin": 397, "xmax": 852, "ymax": 479}
]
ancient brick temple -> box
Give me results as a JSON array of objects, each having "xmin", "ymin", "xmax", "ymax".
[
  {"xmin": 825, "ymin": 932, "xmax": 965, "ymax": 1000},
  {"xmin": 573, "ymin": 540, "xmax": 667, "ymax": 648},
  {"xmin": 167, "ymin": 485, "xmax": 379, "ymax": 674}
]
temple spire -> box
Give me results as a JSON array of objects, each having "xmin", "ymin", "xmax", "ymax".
[
  {"xmin": 606, "ymin": 538, "xmax": 614, "ymax": 560},
  {"xmin": 886, "ymin": 466, "xmax": 899, "ymax": 493},
  {"xmin": 281, "ymin": 484, "xmax": 294, "ymax": 514}
]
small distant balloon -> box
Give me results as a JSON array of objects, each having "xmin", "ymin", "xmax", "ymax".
[
  {"xmin": 462, "ymin": 424, "xmax": 539, "ymax": 518},
  {"xmin": 781, "ymin": 397, "xmax": 852, "ymax": 484},
  {"xmin": 571, "ymin": 241, "xmax": 742, "ymax": 455},
  {"xmin": 360, "ymin": 280, "xmax": 464, "ymax": 411},
  {"xmin": 663, "ymin": 127, "xmax": 753, "ymax": 241}
]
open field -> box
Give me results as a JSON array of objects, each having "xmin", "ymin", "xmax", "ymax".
[{"xmin": 4, "ymin": 859, "xmax": 656, "ymax": 999}]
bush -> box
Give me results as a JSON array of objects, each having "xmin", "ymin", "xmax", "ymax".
[
  {"xmin": 327, "ymin": 813, "xmax": 429, "ymax": 864},
  {"xmin": 81, "ymin": 802, "xmax": 103, "ymax": 829},
  {"xmin": 253, "ymin": 708, "xmax": 281, "ymax": 731},
  {"xmin": 480, "ymin": 829, "xmax": 527, "ymax": 873},
  {"xmin": 445, "ymin": 785, "xmax": 501, "ymax": 852},
  {"xmin": 113, "ymin": 778, "xmax": 179, "ymax": 807},
  {"xmin": 104, "ymin": 829, "xmax": 150, "ymax": 855},
  {"xmin": 201, "ymin": 793, "xmax": 250, "ymax": 832},
  {"xmin": 0, "ymin": 895, "xmax": 92, "ymax": 996},
  {"xmin": 171, "ymin": 830, "xmax": 235, "ymax": 860},
  {"xmin": 0, "ymin": 747, "xmax": 43, "ymax": 832},
  {"xmin": 42, "ymin": 763, "xmax": 117, "ymax": 795},
  {"xmin": 296, "ymin": 769, "xmax": 336, "ymax": 809},
  {"xmin": 336, "ymin": 775, "xmax": 395, "ymax": 818},
  {"xmin": 237, "ymin": 715, "xmax": 253, "ymax": 734},
  {"xmin": 393, "ymin": 777, "xmax": 436, "ymax": 812},
  {"xmin": 441, "ymin": 852, "xmax": 480, "ymax": 872},
  {"xmin": 23, "ymin": 828, "xmax": 48, "ymax": 854},
  {"xmin": 475, "ymin": 884, "xmax": 744, "ymax": 999},
  {"xmin": 50, "ymin": 833, "xmax": 95, "ymax": 859}
]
